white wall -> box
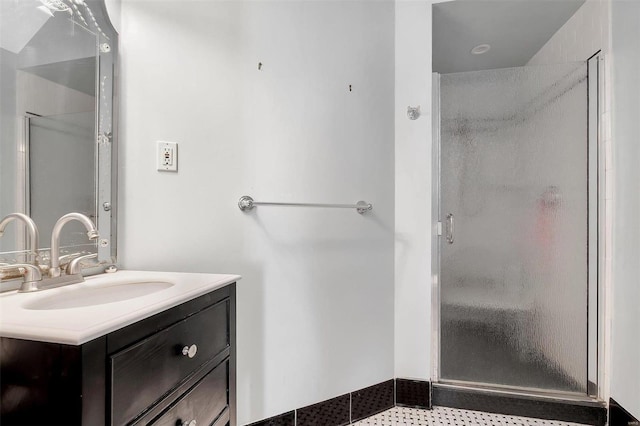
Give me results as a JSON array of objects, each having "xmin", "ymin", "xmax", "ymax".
[
  {"xmin": 394, "ymin": 0, "xmax": 434, "ymax": 381},
  {"xmin": 118, "ymin": 2, "xmax": 395, "ymax": 424},
  {"xmin": 528, "ymin": 0, "xmax": 609, "ymax": 66},
  {"xmin": 610, "ymin": 0, "xmax": 640, "ymax": 418}
]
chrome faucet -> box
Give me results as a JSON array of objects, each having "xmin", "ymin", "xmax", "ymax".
[
  {"xmin": 0, "ymin": 213, "xmax": 40, "ymax": 265},
  {"xmin": 49, "ymin": 213, "xmax": 99, "ymax": 278},
  {"xmin": 11, "ymin": 263, "xmax": 42, "ymax": 293},
  {"xmin": 0, "ymin": 263, "xmax": 43, "ymax": 292},
  {"xmin": 66, "ymin": 253, "xmax": 98, "ymax": 275}
]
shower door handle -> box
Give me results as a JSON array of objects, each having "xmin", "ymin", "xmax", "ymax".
[{"xmin": 445, "ymin": 213, "xmax": 454, "ymax": 244}]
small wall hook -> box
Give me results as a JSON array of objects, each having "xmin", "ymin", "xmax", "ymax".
[
  {"xmin": 258, "ymin": 62, "xmax": 263, "ymax": 70},
  {"xmin": 407, "ymin": 106, "xmax": 421, "ymax": 120}
]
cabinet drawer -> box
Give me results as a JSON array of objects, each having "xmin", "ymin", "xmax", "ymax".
[
  {"xmin": 111, "ymin": 299, "xmax": 229, "ymax": 426},
  {"xmin": 150, "ymin": 359, "xmax": 228, "ymax": 426}
]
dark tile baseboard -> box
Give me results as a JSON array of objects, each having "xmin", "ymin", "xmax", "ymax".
[
  {"xmin": 247, "ymin": 379, "xmax": 613, "ymax": 426},
  {"xmin": 246, "ymin": 410, "xmax": 295, "ymax": 426},
  {"xmin": 297, "ymin": 394, "xmax": 351, "ymax": 426},
  {"xmin": 351, "ymin": 379, "xmax": 394, "ymax": 422},
  {"xmin": 432, "ymin": 384, "xmax": 607, "ymax": 426},
  {"xmin": 395, "ymin": 378, "xmax": 432, "ymax": 409},
  {"xmin": 610, "ymin": 398, "xmax": 640, "ymax": 426},
  {"xmin": 246, "ymin": 380, "xmax": 393, "ymax": 426}
]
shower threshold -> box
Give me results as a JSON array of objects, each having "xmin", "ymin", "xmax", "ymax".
[
  {"xmin": 431, "ymin": 382, "xmax": 606, "ymax": 426},
  {"xmin": 434, "ymin": 381, "xmax": 603, "ymax": 405}
]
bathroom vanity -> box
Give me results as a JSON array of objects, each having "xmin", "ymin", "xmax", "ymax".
[
  {"xmin": 0, "ymin": 271, "xmax": 238, "ymax": 426},
  {"xmin": 0, "ymin": 1, "xmax": 240, "ymax": 424}
]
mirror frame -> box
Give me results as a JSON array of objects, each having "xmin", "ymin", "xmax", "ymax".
[{"xmin": 92, "ymin": 0, "xmax": 119, "ymax": 266}]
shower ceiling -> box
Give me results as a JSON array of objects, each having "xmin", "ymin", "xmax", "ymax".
[{"xmin": 433, "ymin": 0, "xmax": 585, "ymax": 74}]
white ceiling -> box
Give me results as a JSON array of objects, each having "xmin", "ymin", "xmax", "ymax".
[{"xmin": 433, "ymin": 0, "xmax": 586, "ymax": 74}]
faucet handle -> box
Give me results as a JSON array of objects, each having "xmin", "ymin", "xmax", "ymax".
[
  {"xmin": 0, "ymin": 264, "xmax": 26, "ymax": 281},
  {"xmin": 57, "ymin": 252, "xmax": 82, "ymax": 267},
  {"xmin": 0, "ymin": 264, "xmax": 43, "ymax": 292},
  {"xmin": 66, "ymin": 253, "xmax": 98, "ymax": 275}
]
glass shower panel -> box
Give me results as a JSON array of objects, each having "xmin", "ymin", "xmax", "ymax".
[
  {"xmin": 29, "ymin": 112, "xmax": 97, "ymax": 254},
  {"xmin": 440, "ymin": 62, "xmax": 588, "ymax": 394}
]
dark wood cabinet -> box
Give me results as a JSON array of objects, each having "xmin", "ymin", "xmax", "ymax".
[
  {"xmin": 143, "ymin": 359, "xmax": 229, "ymax": 426},
  {"xmin": 0, "ymin": 283, "xmax": 236, "ymax": 426}
]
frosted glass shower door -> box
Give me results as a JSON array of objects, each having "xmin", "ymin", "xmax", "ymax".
[
  {"xmin": 439, "ymin": 62, "xmax": 589, "ymax": 394},
  {"xmin": 29, "ymin": 113, "xmax": 96, "ymax": 250}
]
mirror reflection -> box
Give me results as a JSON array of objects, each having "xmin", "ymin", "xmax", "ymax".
[{"xmin": 0, "ymin": 0, "xmax": 115, "ymax": 265}]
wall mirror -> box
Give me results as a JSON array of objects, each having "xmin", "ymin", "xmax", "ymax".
[{"xmin": 0, "ymin": 0, "xmax": 117, "ymax": 268}]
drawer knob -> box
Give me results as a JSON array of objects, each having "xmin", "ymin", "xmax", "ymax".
[{"xmin": 182, "ymin": 344, "xmax": 198, "ymax": 358}]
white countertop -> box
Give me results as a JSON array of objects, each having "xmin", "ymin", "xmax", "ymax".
[{"xmin": 0, "ymin": 270, "xmax": 240, "ymax": 345}]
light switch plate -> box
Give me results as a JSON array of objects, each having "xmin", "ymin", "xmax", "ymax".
[{"xmin": 157, "ymin": 141, "xmax": 178, "ymax": 172}]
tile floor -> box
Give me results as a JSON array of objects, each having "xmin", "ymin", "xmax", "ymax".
[{"xmin": 352, "ymin": 406, "xmax": 589, "ymax": 426}]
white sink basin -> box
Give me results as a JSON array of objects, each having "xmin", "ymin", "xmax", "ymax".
[
  {"xmin": 0, "ymin": 270, "xmax": 240, "ymax": 344},
  {"xmin": 24, "ymin": 281, "xmax": 175, "ymax": 310}
]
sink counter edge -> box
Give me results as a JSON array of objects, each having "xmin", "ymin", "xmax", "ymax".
[{"xmin": 0, "ymin": 270, "xmax": 240, "ymax": 345}]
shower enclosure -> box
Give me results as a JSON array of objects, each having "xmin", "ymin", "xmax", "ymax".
[
  {"xmin": 433, "ymin": 57, "xmax": 602, "ymax": 398},
  {"xmin": 25, "ymin": 113, "xmax": 97, "ymax": 253}
]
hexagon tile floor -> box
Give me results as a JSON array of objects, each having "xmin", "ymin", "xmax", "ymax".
[{"xmin": 352, "ymin": 406, "xmax": 589, "ymax": 426}]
